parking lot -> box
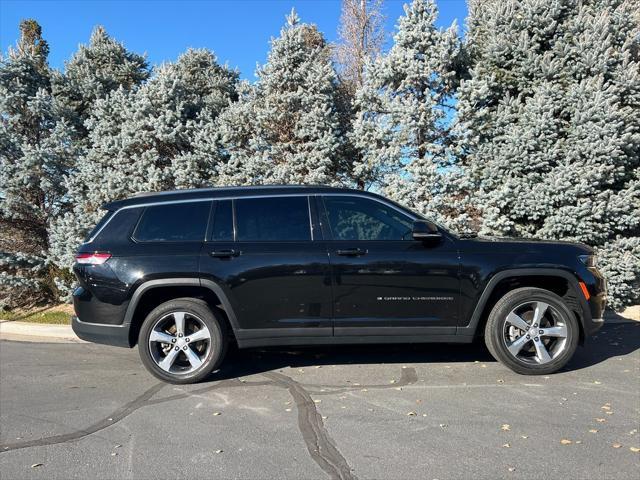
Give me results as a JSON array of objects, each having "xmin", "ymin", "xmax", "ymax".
[{"xmin": 1, "ymin": 321, "xmax": 639, "ymax": 479}]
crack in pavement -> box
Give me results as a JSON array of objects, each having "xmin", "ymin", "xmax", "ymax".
[
  {"xmin": 0, "ymin": 365, "xmax": 412, "ymax": 480},
  {"xmin": 264, "ymin": 371, "xmax": 357, "ymax": 480},
  {"xmin": 0, "ymin": 379, "xmax": 272, "ymax": 453},
  {"xmin": 0, "ymin": 382, "xmax": 165, "ymax": 453},
  {"xmin": 305, "ymin": 366, "xmax": 418, "ymax": 395}
]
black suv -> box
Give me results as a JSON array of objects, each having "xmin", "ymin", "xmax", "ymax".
[{"xmin": 72, "ymin": 186, "xmax": 606, "ymax": 383}]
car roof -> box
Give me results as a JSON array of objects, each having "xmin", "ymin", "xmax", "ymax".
[{"xmin": 102, "ymin": 185, "xmax": 373, "ymax": 210}]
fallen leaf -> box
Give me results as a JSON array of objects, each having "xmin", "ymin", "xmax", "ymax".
[
  {"xmin": 31, "ymin": 463, "xmax": 43, "ymax": 468},
  {"xmin": 612, "ymin": 443, "xmax": 622, "ymax": 449},
  {"xmin": 560, "ymin": 439, "xmax": 572, "ymax": 445},
  {"xmin": 589, "ymin": 429, "xmax": 598, "ymax": 433},
  {"xmin": 501, "ymin": 424, "xmax": 511, "ymax": 431}
]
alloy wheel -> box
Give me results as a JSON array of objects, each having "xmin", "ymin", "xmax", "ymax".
[
  {"xmin": 502, "ymin": 301, "xmax": 569, "ymax": 365},
  {"xmin": 148, "ymin": 311, "xmax": 212, "ymax": 375}
]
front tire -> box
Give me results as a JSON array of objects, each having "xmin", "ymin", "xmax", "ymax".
[
  {"xmin": 484, "ymin": 287, "xmax": 579, "ymax": 375},
  {"xmin": 138, "ymin": 298, "xmax": 227, "ymax": 384}
]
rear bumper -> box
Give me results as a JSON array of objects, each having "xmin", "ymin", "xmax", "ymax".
[{"xmin": 72, "ymin": 316, "xmax": 132, "ymax": 348}]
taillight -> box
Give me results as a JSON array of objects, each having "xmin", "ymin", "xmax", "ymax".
[{"xmin": 75, "ymin": 252, "xmax": 112, "ymax": 265}]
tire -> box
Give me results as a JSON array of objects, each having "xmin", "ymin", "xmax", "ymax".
[
  {"xmin": 138, "ymin": 298, "xmax": 227, "ymax": 384},
  {"xmin": 484, "ymin": 287, "xmax": 579, "ymax": 375}
]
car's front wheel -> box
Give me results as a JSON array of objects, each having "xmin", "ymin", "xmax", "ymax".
[
  {"xmin": 484, "ymin": 287, "xmax": 579, "ymax": 375},
  {"xmin": 138, "ymin": 298, "xmax": 227, "ymax": 384}
]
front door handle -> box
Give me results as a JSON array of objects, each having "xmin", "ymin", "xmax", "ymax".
[
  {"xmin": 336, "ymin": 248, "xmax": 367, "ymax": 257},
  {"xmin": 209, "ymin": 249, "xmax": 240, "ymax": 258}
]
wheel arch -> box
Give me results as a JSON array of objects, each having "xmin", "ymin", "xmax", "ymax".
[
  {"xmin": 124, "ymin": 278, "xmax": 240, "ymax": 347},
  {"xmin": 459, "ymin": 268, "xmax": 591, "ymax": 344}
]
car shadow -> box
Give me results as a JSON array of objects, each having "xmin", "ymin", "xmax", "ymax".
[{"xmin": 207, "ymin": 322, "xmax": 640, "ymax": 381}]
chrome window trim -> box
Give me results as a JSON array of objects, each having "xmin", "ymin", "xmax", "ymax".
[{"xmin": 83, "ymin": 192, "xmax": 415, "ymax": 244}]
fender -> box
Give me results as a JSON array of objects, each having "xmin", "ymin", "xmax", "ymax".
[
  {"xmin": 123, "ymin": 277, "xmax": 240, "ymax": 331},
  {"xmin": 457, "ymin": 268, "xmax": 592, "ymax": 337}
]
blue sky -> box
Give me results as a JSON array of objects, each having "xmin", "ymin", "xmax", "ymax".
[{"xmin": 1, "ymin": 0, "xmax": 467, "ymax": 80}]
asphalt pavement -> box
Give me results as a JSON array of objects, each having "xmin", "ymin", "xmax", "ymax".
[{"xmin": 1, "ymin": 322, "xmax": 639, "ymax": 479}]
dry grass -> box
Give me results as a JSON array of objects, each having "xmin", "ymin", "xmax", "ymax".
[{"xmin": 0, "ymin": 304, "xmax": 73, "ymax": 324}]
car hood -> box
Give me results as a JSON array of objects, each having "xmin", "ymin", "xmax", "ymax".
[{"xmin": 460, "ymin": 235, "xmax": 593, "ymax": 254}]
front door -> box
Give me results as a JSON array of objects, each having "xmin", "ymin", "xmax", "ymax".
[
  {"xmin": 319, "ymin": 195, "xmax": 460, "ymax": 337},
  {"xmin": 199, "ymin": 195, "xmax": 332, "ymax": 344}
]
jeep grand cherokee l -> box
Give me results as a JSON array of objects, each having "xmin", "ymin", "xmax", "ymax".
[{"xmin": 72, "ymin": 186, "xmax": 606, "ymax": 383}]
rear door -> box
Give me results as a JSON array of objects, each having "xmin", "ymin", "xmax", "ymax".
[
  {"xmin": 320, "ymin": 194, "xmax": 460, "ymax": 337},
  {"xmin": 199, "ymin": 195, "xmax": 333, "ymax": 344}
]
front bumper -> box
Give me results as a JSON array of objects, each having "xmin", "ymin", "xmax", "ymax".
[{"xmin": 72, "ymin": 316, "xmax": 132, "ymax": 347}]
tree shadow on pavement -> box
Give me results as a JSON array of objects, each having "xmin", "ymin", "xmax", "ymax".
[{"xmin": 207, "ymin": 322, "xmax": 639, "ymax": 381}]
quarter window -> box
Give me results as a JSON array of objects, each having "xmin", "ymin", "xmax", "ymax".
[
  {"xmin": 133, "ymin": 201, "xmax": 211, "ymax": 242},
  {"xmin": 323, "ymin": 196, "xmax": 413, "ymax": 241},
  {"xmin": 235, "ymin": 196, "xmax": 311, "ymax": 241}
]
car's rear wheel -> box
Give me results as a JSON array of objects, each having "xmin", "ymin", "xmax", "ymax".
[
  {"xmin": 138, "ymin": 298, "xmax": 227, "ymax": 384},
  {"xmin": 485, "ymin": 287, "xmax": 579, "ymax": 375}
]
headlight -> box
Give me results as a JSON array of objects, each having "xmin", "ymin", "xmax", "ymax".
[{"xmin": 578, "ymin": 254, "xmax": 597, "ymax": 268}]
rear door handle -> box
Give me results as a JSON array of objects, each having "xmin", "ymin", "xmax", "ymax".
[
  {"xmin": 336, "ymin": 248, "xmax": 367, "ymax": 257},
  {"xmin": 209, "ymin": 249, "xmax": 240, "ymax": 258}
]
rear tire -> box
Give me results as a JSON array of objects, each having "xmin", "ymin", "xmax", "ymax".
[
  {"xmin": 484, "ymin": 287, "xmax": 579, "ymax": 375},
  {"xmin": 138, "ymin": 298, "xmax": 227, "ymax": 384}
]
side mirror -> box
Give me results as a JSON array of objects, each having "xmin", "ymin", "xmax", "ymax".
[{"xmin": 412, "ymin": 220, "xmax": 442, "ymax": 241}]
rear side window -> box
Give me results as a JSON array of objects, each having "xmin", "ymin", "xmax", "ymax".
[
  {"xmin": 211, "ymin": 200, "xmax": 233, "ymax": 241},
  {"xmin": 235, "ymin": 196, "xmax": 311, "ymax": 241},
  {"xmin": 133, "ymin": 201, "xmax": 211, "ymax": 242}
]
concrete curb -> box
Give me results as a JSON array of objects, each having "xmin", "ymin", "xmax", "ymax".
[{"xmin": 0, "ymin": 321, "xmax": 86, "ymax": 343}]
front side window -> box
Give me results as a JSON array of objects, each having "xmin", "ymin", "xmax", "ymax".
[
  {"xmin": 235, "ymin": 196, "xmax": 311, "ymax": 241},
  {"xmin": 323, "ymin": 196, "xmax": 413, "ymax": 241},
  {"xmin": 133, "ymin": 201, "xmax": 211, "ymax": 242}
]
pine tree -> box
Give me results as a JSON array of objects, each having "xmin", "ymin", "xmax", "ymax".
[
  {"xmin": 457, "ymin": 0, "xmax": 640, "ymax": 309},
  {"xmin": 52, "ymin": 25, "xmax": 150, "ymax": 134},
  {"xmin": 0, "ymin": 20, "xmax": 78, "ymax": 308},
  {"xmin": 49, "ymin": 49, "xmax": 238, "ymax": 271},
  {"xmin": 218, "ymin": 10, "xmax": 345, "ymax": 185},
  {"xmin": 352, "ymin": 0, "xmax": 465, "ymax": 227}
]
